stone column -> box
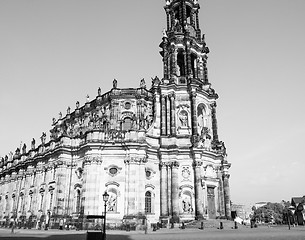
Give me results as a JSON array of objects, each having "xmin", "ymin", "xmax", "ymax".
[
  {"xmin": 171, "ymin": 161, "xmax": 179, "ymax": 222},
  {"xmin": 190, "ymin": 91, "xmax": 198, "ymax": 138},
  {"xmin": 223, "ymin": 173, "xmax": 231, "ymax": 218},
  {"xmin": 128, "ymin": 160, "xmax": 137, "ymax": 214},
  {"xmin": 193, "ymin": 161, "xmax": 204, "ymax": 219},
  {"xmin": 55, "ymin": 162, "xmax": 66, "ymax": 216},
  {"xmin": 216, "ymin": 168, "xmax": 225, "ymax": 217},
  {"xmin": 137, "ymin": 157, "xmax": 146, "ymax": 213},
  {"xmin": 161, "ymin": 95, "xmax": 167, "ymax": 135},
  {"xmin": 195, "ymin": 11, "xmax": 199, "ymax": 29},
  {"xmin": 160, "ymin": 162, "xmax": 168, "ymax": 217},
  {"xmin": 170, "ymin": 11, "xmax": 175, "ymax": 30},
  {"xmin": 211, "ymin": 103, "xmax": 219, "ymax": 141},
  {"xmin": 183, "ymin": 51, "xmax": 187, "ymax": 77},
  {"xmin": 167, "ymin": 162, "xmax": 172, "ymax": 216},
  {"xmin": 190, "ymin": 9, "xmax": 195, "ymax": 26},
  {"xmin": 166, "ymin": 11, "xmax": 170, "ymax": 30},
  {"xmin": 124, "ymin": 159, "xmax": 130, "ymax": 215},
  {"xmin": 170, "ymin": 93, "xmax": 176, "ymax": 136},
  {"xmin": 166, "ymin": 96, "xmax": 171, "ymax": 136},
  {"xmin": 163, "ymin": 44, "xmax": 169, "ymax": 79},
  {"xmin": 203, "ymin": 60, "xmax": 209, "ymax": 84}
]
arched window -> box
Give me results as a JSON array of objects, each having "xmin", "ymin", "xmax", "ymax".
[
  {"xmin": 145, "ymin": 191, "xmax": 152, "ymax": 213},
  {"xmin": 122, "ymin": 118, "xmax": 132, "ymax": 131}
]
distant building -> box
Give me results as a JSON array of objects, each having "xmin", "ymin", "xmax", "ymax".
[
  {"xmin": 231, "ymin": 204, "xmax": 253, "ymax": 222},
  {"xmin": 254, "ymin": 202, "xmax": 268, "ymax": 209},
  {"xmin": 291, "ymin": 196, "xmax": 305, "ymax": 225},
  {"xmin": 0, "ymin": 0, "xmax": 231, "ymax": 228}
]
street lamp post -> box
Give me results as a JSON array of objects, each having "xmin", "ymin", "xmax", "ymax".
[{"xmin": 102, "ymin": 191, "xmax": 109, "ymax": 240}]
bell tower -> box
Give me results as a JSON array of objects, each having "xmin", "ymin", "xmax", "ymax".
[{"xmin": 155, "ymin": 0, "xmax": 231, "ymax": 223}]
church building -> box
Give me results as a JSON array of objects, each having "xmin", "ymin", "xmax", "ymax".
[{"xmin": 0, "ymin": 0, "xmax": 231, "ymax": 228}]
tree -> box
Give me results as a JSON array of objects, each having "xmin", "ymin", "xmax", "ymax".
[{"xmin": 252, "ymin": 202, "xmax": 289, "ymax": 224}]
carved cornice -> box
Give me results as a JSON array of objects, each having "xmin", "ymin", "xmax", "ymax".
[{"xmin": 83, "ymin": 155, "xmax": 103, "ymax": 165}]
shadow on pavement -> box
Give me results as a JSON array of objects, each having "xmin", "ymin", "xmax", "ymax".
[{"xmin": 0, "ymin": 233, "xmax": 132, "ymax": 240}]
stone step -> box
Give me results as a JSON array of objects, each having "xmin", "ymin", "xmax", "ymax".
[{"xmin": 185, "ymin": 219, "xmax": 248, "ymax": 230}]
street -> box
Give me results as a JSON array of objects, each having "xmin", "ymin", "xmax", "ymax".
[{"xmin": 0, "ymin": 226, "xmax": 305, "ymax": 240}]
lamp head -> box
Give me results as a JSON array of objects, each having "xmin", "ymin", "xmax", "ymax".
[{"xmin": 103, "ymin": 191, "xmax": 109, "ymax": 202}]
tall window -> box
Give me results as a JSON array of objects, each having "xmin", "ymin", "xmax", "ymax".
[{"xmin": 145, "ymin": 191, "xmax": 152, "ymax": 213}]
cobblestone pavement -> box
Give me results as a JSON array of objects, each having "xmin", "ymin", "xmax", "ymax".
[{"xmin": 0, "ymin": 226, "xmax": 305, "ymax": 240}]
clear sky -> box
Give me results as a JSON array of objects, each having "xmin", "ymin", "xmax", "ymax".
[{"xmin": 1, "ymin": 0, "xmax": 305, "ymax": 206}]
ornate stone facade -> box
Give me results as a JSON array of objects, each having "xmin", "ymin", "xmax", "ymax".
[{"xmin": 0, "ymin": 0, "xmax": 231, "ymax": 228}]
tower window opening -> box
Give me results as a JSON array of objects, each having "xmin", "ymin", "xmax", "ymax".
[
  {"xmin": 177, "ymin": 51, "xmax": 185, "ymax": 77},
  {"xmin": 191, "ymin": 54, "xmax": 197, "ymax": 78}
]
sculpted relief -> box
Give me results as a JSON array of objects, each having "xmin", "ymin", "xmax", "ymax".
[{"xmin": 196, "ymin": 103, "xmax": 211, "ymax": 148}]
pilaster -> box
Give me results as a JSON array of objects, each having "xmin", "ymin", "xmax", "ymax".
[
  {"xmin": 170, "ymin": 161, "xmax": 179, "ymax": 222},
  {"xmin": 193, "ymin": 160, "xmax": 204, "ymax": 219},
  {"xmin": 159, "ymin": 162, "xmax": 168, "ymax": 217},
  {"xmin": 223, "ymin": 173, "xmax": 231, "ymax": 218}
]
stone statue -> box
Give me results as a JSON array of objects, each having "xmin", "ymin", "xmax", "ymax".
[
  {"xmin": 67, "ymin": 106, "xmax": 71, "ymax": 115},
  {"xmin": 52, "ymin": 118, "xmax": 56, "ymax": 125},
  {"xmin": 98, "ymin": 87, "xmax": 101, "ymax": 96},
  {"xmin": 86, "ymin": 94, "xmax": 90, "ymax": 103},
  {"xmin": 76, "ymin": 101, "xmax": 80, "ymax": 109},
  {"xmin": 22, "ymin": 143, "xmax": 27, "ymax": 154},
  {"xmin": 40, "ymin": 132, "xmax": 46, "ymax": 145},
  {"xmin": 140, "ymin": 78, "xmax": 146, "ymax": 89},
  {"xmin": 31, "ymin": 138, "xmax": 35, "ymax": 150},
  {"xmin": 162, "ymin": 28, "xmax": 168, "ymax": 38},
  {"xmin": 15, "ymin": 148, "xmax": 20, "ymax": 155},
  {"xmin": 113, "ymin": 79, "xmax": 117, "ymax": 89},
  {"xmin": 151, "ymin": 76, "xmax": 160, "ymax": 86},
  {"xmin": 179, "ymin": 111, "xmax": 188, "ymax": 127},
  {"xmin": 59, "ymin": 112, "xmax": 62, "ymax": 119},
  {"xmin": 107, "ymin": 194, "xmax": 117, "ymax": 212}
]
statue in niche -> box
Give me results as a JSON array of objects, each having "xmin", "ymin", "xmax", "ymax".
[
  {"xmin": 113, "ymin": 79, "xmax": 117, "ymax": 89},
  {"xmin": 66, "ymin": 122, "xmax": 74, "ymax": 136},
  {"xmin": 75, "ymin": 167, "xmax": 83, "ymax": 179},
  {"xmin": 140, "ymin": 78, "xmax": 146, "ymax": 89},
  {"xmin": 40, "ymin": 132, "xmax": 46, "ymax": 145},
  {"xmin": 179, "ymin": 110, "xmax": 188, "ymax": 127},
  {"xmin": 22, "ymin": 144, "xmax": 26, "ymax": 154},
  {"xmin": 31, "ymin": 138, "xmax": 35, "ymax": 150},
  {"xmin": 197, "ymin": 104, "xmax": 206, "ymax": 134},
  {"xmin": 107, "ymin": 194, "xmax": 117, "ymax": 212},
  {"xmin": 182, "ymin": 195, "xmax": 193, "ymax": 213}
]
